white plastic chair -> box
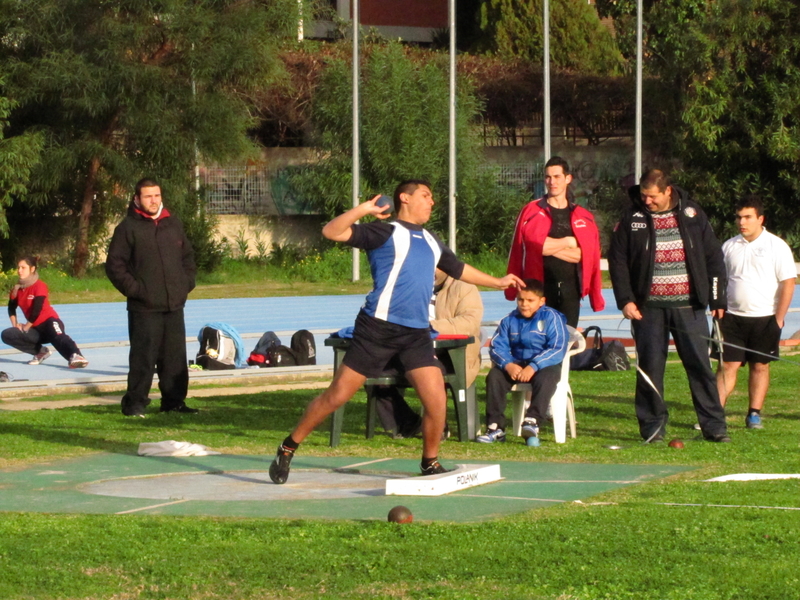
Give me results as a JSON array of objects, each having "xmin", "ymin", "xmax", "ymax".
[{"xmin": 509, "ymin": 326, "xmax": 586, "ymax": 443}]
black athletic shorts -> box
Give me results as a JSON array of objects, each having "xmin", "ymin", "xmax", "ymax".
[
  {"xmin": 342, "ymin": 311, "xmax": 439, "ymax": 378},
  {"xmin": 711, "ymin": 313, "xmax": 780, "ymax": 364}
]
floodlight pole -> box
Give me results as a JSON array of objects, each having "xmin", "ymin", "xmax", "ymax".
[
  {"xmin": 297, "ymin": 0, "xmax": 304, "ymax": 41},
  {"xmin": 448, "ymin": 0, "xmax": 457, "ymax": 252},
  {"xmin": 543, "ymin": 0, "xmax": 551, "ymax": 162},
  {"xmin": 351, "ymin": 0, "xmax": 361, "ymax": 281},
  {"xmin": 635, "ymin": 0, "xmax": 643, "ymax": 182}
]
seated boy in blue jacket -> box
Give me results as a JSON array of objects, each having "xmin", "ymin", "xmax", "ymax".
[{"xmin": 477, "ymin": 279, "xmax": 569, "ymax": 445}]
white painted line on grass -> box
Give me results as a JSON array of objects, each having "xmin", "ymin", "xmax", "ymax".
[
  {"xmin": 659, "ymin": 502, "xmax": 800, "ymax": 511},
  {"xmin": 705, "ymin": 473, "xmax": 800, "ymax": 482},
  {"xmin": 116, "ymin": 499, "xmax": 191, "ymax": 514}
]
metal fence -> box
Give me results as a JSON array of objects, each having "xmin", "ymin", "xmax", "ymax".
[
  {"xmin": 201, "ymin": 163, "xmax": 315, "ymax": 216},
  {"xmin": 201, "ymin": 161, "xmax": 546, "ymax": 216},
  {"xmin": 480, "ymin": 162, "xmax": 545, "ymax": 198}
]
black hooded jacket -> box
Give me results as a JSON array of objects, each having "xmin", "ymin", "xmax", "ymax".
[
  {"xmin": 607, "ymin": 185, "xmax": 727, "ymax": 311},
  {"xmin": 105, "ymin": 203, "xmax": 196, "ymax": 312}
]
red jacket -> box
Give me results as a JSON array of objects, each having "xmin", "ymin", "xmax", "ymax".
[
  {"xmin": 506, "ymin": 197, "xmax": 605, "ymax": 311},
  {"xmin": 10, "ymin": 280, "xmax": 59, "ymax": 326}
]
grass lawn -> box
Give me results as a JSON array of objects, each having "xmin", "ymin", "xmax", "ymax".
[{"xmin": 1, "ymin": 359, "xmax": 799, "ymax": 599}]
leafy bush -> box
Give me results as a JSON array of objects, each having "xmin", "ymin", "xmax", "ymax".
[{"xmin": 287, "ymin": 41, "xmax": 528, "ymax": 255}]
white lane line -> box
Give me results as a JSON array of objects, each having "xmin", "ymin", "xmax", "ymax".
[
  {"xmin": 116, "ymin": 499, "xmax": 191, "ymax": 514},
  {"xmin": 502, "ymin": 480, "xmax": 643, "ymax": 484},
  {"xmin": 457, "ymin": 494, "xmax": 566, "ymax": 502}
]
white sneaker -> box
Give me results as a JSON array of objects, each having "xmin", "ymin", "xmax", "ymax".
[
  {"xmin": 476, "ymin": 427, "xmax": 506, "ymax": 443},
  {"xmin": 69, "ymin": 354, "xmax": 89, "ymax": 369},
  {"xmin": 28, "ymin": 347, "xmax": 53, "ymax": 365}
]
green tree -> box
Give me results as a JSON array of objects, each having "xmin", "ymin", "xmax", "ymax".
[
  {"xmin": 289, "ymin": 42, "xmax": 527, "ymax": 255},
  {"xmin": 0, "ymin": 0, "xmax": 301, "ymax": 275},
  {"xmin": 0, "ymin": 82, "xmax": 42, "ymax": 241},
  {"xmin": 596, "ymin": 0, "xmax": 800, "ymax": 250},
  {"xmin": 479, "ymin": 0, "xmax": 625, "ymax": 74}
]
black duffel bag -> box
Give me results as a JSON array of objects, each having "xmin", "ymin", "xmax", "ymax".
[{"xmin": 570, "ymin": 326, "xmax": 630, "ymax": 371}]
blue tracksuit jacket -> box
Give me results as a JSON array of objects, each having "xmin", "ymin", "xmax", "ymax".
[{"xmin": 489, "ymin": 305, "xmax": 568, "ymax": 372}]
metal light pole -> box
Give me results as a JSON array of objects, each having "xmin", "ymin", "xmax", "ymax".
[
  {"xmin": 448, "ymin": 0, "xmax": 457, "ymax": 252},
  {"xmin": 543, "ymin": 0, "xmax": 551, "ymax": 162},
  {"xmin": 635, "ymin": 0, "xmax": 643, "ymax": 182},
  {"xmin": 351, "ymin": 0, "xmax": 361, "ymax": 281}
]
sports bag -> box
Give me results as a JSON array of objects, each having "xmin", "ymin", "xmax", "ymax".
[
  {"xmin": 290, "ymin": 329, "xmax": 317, "ymax": 366},
  {"xmin": 570, "ymin": 326, "xmax": 630, "ymax": 372},
  {"xmin": 265, "ymin": 345, "xmax": 298, "ymax": 367},
  {"xmin": 196, "ymin": 326, "xmax": 237, "ymax": 370},
  {"xmin": 247, "ymin": 331, "xmax": 282, "ymax": 367}
]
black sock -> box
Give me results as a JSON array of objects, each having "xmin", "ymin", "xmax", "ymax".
[
  {"xmin": 282, "ymin": 435, "xmax": 300, "ymax": 451},
  {"xmin": 421, "ymin": 456, "xmax": 438, "ymax": 469},
  {"xmin": 748, "ymin": 408, "xmax": 761, "ymax": 415}
]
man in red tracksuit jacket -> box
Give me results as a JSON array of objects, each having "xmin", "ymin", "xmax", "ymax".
[{"xmin": 506, "ymin": 156, "xmax": 604, "ymax": 327}]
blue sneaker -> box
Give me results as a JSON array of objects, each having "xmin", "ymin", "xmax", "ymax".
[
  {"xmin": 746, "ymin": 413, "xmax": 763, "ymax": 429},
  {"xmin": 476, "ymin": 426, "xmax": 506, "ymax": 443},
  {"xmin": 521, "ymin": 419, "xmax": 540, "ymax": 445}
]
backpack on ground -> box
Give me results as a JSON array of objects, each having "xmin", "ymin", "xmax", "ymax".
[
  {"xmin": 196, "ymin": 326, "xmax": 237, "ymax": 370},
  {"xmin": 265, "ymin": 345, "xmax": 299, "ymax": 367},
  {"xmin": 290, "ymin": 329, "xmax": 316, "ymax": 366},
  {"xmin": 247, "ymin": 331, "xmax": 281, "ymax": 367},
  {"xmin": 247, "ymin": 329, "xmax": 317, "ymax": 368},
  {"xmin": 570, "ymin": 326, "xmax": 630, "ymax": 372}
]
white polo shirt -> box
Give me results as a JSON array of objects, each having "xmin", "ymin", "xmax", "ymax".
[{"xmin": 722, "ymin": 229, "xmax": 796, "ymax": 317}]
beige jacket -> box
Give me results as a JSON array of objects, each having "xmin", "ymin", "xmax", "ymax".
[{"xmin": 432, "ymin": 277, "xmax": 484, "ymax": 386}]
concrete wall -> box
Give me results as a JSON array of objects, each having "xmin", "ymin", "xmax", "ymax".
[
  {"xmin": 214, "ymin": 214, "xmax": 325, "ymax": 259},
  {"xmin": 484, "ymin": 141, "xmax": 660, "ymax": 201}
]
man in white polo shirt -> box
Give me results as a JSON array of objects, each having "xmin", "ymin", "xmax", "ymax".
[{"xmin": 714, "ymin": 196, "xmax": 796, "ymax": 429}]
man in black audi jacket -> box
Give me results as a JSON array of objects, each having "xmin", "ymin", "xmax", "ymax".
[
  {"xmin": 608, "ymin": 169, "xmax": 730, "ymax": 443},
  {"xmin": 106, "ymin": 178, "xmax": 198, "ymax": 417}
]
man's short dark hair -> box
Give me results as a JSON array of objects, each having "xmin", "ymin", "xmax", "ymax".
[
  {"xmin": 520, "ymin": 279, "xmax": 545, "ymax": 298},
  {"xmin": 135, "ymin": 178, "xmax": 161, "ymax": 198},
  {"xmin": 640, "ymin": 169, "xmax": 670, "ymax": 192},
  {"xmin": 735, "ymin": 195, "xmax": 764, "ymax": 218},
  {"xmin": 545, "ymin": 156, "xmax": 570, "ymax": 176},
  {"xmin": 393, "ymin": 179, "xmax": 431, "ymax": 212}
]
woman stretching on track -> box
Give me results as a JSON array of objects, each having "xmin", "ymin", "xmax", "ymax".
[{"xmin": 1, "ymin": 256, "xmax": 88, "ymax": 368}]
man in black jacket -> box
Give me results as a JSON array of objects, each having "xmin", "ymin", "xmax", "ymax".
[
  {"xmin": 608, "ymin": 169, "xmax": 730, "ymax": 443},
  {"xmin": 106, "ymin": 178, "xmax": 198, "ymax": 417}
]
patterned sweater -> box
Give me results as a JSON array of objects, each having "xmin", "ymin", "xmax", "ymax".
[{"xmin": 648, "ymin": 210, "xmax": 691, "ymax": 307}]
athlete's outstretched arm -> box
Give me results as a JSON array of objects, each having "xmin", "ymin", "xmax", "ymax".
[
  {"xmin": 322, "ymin": 195, "xmax": 392, "ymax": 242},
  {"xmin": 459, "ymin": 264, "xmax": 525, "ymax": 290}
]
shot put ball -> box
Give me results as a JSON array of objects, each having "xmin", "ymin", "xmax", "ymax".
[
  {"xmin": 376, "ymin": 195, "xmax": 393, "ymax": 213},
  {"xmin": 388, "ymin": 505, "xmax": 413, "ymax": 524}
]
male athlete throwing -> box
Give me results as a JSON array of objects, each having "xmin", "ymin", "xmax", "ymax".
[{"xmin": 269, "ymin": 180, "xmax": 524, "ymax": 483}]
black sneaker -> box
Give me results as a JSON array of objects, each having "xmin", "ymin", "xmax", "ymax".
[
  {"xmin": 269, "ymin": 445, "xmax": 295, "ymax": 484},
  {"xmin": 160, "ymin": 404, "xmax": 199, "ymax": 414},
  {"xmin": 704, "ymin": 432, "xmax": 731, "ymax": 443},
  {"xmin": 643, "ymin": 432, "xmax": 665, "ymax": 443},
  {"xmin": 420, "ymin": 459, "xmax": 451, "ymax": 476}
]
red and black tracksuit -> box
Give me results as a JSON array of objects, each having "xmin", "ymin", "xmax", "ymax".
[
  {"xmin": 506, "ymin": 196, "xmax": 605, "ymax": 327},
  {"xmin": 3, "ymin": 279, "xmax": 82, "ymax": 361}
]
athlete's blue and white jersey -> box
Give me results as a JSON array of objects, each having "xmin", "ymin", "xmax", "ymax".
[{"xmin": 347, "ymin": 220, "xmax": 464, "ymax": 329}]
